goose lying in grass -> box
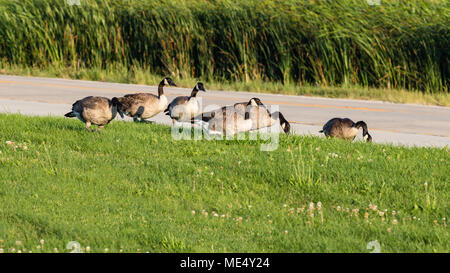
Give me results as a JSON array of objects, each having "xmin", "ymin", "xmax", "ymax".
[
  {"xmin": 164, "ymin": 82, "xmax": 205, "ymax": 123},
  {"xmin": 64, "ymin": 96, "xmax": 123, "ymax": 131},
  {"xmin": 193, "ymin": 97, "xmax": 291, "ymax": 135},
  {"xmin": 117, "ymin": 77, "xmax": 176, "ymax": 123},
  {"xmin": 320, "ymin": 118, "xmax": 372, "ymax": 142}
]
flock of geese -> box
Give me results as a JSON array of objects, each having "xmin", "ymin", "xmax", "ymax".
[{"xmin": 64, "ymin": 77, "xmax": 372, "ymax": 142}]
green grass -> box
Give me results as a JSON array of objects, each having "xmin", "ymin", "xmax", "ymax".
[
  {"xmin": 1, "ymin": 64, "xmax": 449, "ymax": 106},
  {"xmin": 0, "ymin": 0, "xmax": 448, "ymax": 94},
  {"xmin": 0, "ymin": 114, "xmax": 448, "ymax": 253}
]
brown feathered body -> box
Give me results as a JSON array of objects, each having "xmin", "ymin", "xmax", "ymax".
[
  {"xmin": 117, "ymin": 93, "xmax": 168, "ymax": 120},
  {"xmin": 320, "ymin": 118, "xmax": 372, "ymax": 141},
  {"xmin": 65, "ymin": 96, "xmax": 120, "ymax": 130}
]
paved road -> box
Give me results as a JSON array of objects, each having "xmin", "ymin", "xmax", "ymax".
[{"xmin": 0, "ymin": 75, "xmax": 449, "ymax": 147}]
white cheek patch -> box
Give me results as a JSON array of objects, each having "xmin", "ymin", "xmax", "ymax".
[
  {"xmin": 281, "ymin": 123, "xmax": 286, "ymax": 130},
  {"xmin": 164, "ymin": 78, "xmax": 169, "ymax": 85},
  {"xmin": 195, "ymin": 83, "xmax": 199, "ymax": 90},
  {"xmin": 250, "ymin": 100, "xmax": 258, "ymax": 106}
]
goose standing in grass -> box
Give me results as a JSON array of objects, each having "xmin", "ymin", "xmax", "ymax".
[
  {"xmin": 117, "ymin": 77, "xmax": 176, "ymax": 123},
  {"xmin": 320, "ymin": 118, "xmax": 372, "ymax": 142},
  {"xmin": 202, "ymin": 98, "xmax": 259, "ymax": 136},
  {"xmin": 193, "ymin": 97, "xmax": 291, "ymax": 135},
  {"xmin": 164, "ymin": 82, "xmax": 205, "ymax": 123},
  {"xmin": 64, "ymin": 96, "xmax": 123, "ymax": 132}
]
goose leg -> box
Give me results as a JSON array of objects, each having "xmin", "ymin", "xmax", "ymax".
[
  {"xmin": 85, "ymin": 121, "xmax": 92, "ymax": 132},
  {"xmin": 97, "ymin": 125, "xmax": 104, "ymax": 132}
]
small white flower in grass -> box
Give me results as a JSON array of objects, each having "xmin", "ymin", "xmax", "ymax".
[
  {"xmin": 284, "ymin": 230, "xmax": 288, "ymax": 234},
  {"xmin": 378, "ymin": 211, "xmax": 385, "ymax": 217},
  {"xmin": 283, "ymin": 204, "xmax": 287, "ymax": 208},
  {"xmin": 40, "ymin": 239, "xmax": 44, "ymax": 245},
  {"xmin": 424, "ymin": 182, "xmax": 428, "ymax": 187},
  {"xmin": 392, "ymin": 219, "xmax": 398, "ymax": 225},
  {"xmin": 191, "ymin": 210, "xmax": 196, "ymax": 215},
  {"xmin": 5, "ymin": 141, "xmax": 13, "ymax": 145},
  {"xmin": 86, "ymin": 246, "xmax": 91, "ymax": 252},
  {"xmin": 10, "ymin": 248, "xmax": 16, "ymax": 253},
  {"xmin": 104, "ymin": 248, "xmax": 109, "ymax": 253},
  {"xmin": 317, "ymin": 202, "xmax": 322, "ymax": 209},
  {"xmin": 53, "ymin": 248, "xmax": 58, "ymax": 253},
  {"xmin": 0, "ymin": 248, "xmax": 3, "ymax": 253},
  {"xmin": 23, "ymin": 146, "xmax": 28, "ymax": 151},
  {"xmin": 221, "ymin": 214, "xmax": 225, "ymax": 218},
  {"xmin": 17, "ymin": 250, "xmax": 21, "ymax": 253},
  {"xmin": 36, "ymin": 245, "xmax": 41, "ymax": 250},
  {"xmin": 15, "ymin": 241, "xmax": 22, "ymax": 246}
]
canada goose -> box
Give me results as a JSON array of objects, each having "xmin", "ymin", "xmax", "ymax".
[
  {"xmin": 193, "ymin": 97, "xmax": 291, "ymax": 135},
  {"xmin": 205, "ymin": 98, "xmax": 256, "ymax": 135},
  {"xmin": 117, "ymin": 77, "xmax": 176, "ymax": 123},
  {"xmin": 64, "ymin": 96, "xmax": 123, "ymax": 131},
  {"xmin": 164, "ymin": 82, "xmax": 205, "ymax": 123},
  {"xmin": 319, "ymin": 118, "xmax": 372, "ymax": 142}
]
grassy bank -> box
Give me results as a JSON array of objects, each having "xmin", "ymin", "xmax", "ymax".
[
  {"xmin": 0, "ymin": 0, "xmax": 448, "ymax": 95},
  {"xmin": 0, "ymin": 114, "xmax": 448, "ymax": 252},
  {"xmin": 1, "ymin": 64, "xmax": 449, "ymax": 106}
]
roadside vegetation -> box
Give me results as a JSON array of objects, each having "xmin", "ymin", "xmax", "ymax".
[
  {"xmin": 0, "ymin": 114, "xmax": 448, "ymax": 252},
  {"xmin": 0, "ymin": 0, "xmax": 448, "ymax": 105}
]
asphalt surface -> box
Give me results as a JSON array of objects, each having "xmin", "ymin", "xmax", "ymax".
[{"xmin": 0, "ymin": 75, "xmax": 449, "ymax": 148}]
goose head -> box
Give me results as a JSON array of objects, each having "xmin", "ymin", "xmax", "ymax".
[
  {"xmin": 278, "ymin": 112, "xmax": 291, "ymax": 135},
  {"xmin": 111, "ymin": 97, "xmax": 124, "ymax": 118},
  {"xmin": 162, "ymin": 77, "xmax": 177, "ymax": 87},
  {"xmin": 364, "ymin": 133, "xmax": 372, "ymax": 142},
  {"xmin": 195, "ymin": 82, "xmax": 206, "ymax": 92},
  {"xmin": 355, "ymin": 121, "xmax": 371, "ymax": 142},
  {"xmin": 191, "ymin": 82, "xmax": 206, "ymax": 97},
  {"xmin": 248, "ymin": 97, "xmax": 264, "ymax": 107}
]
